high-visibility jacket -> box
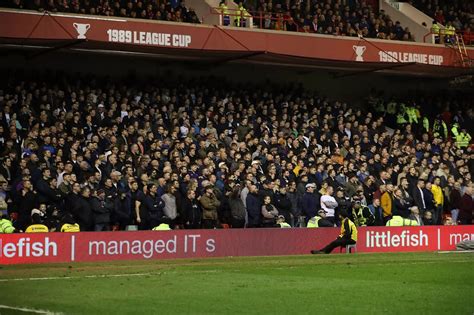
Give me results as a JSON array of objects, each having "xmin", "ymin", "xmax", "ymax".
[
  {"xmin": 431, "ymin": 23, "xmax": 440, "ymax": 35},
  {"xmin": 25, "ymin": 224, "xmax": 49, "ymax": 233},
  {"xmin": 153, "ymin": 223, "xmax": 171, "ymax": 230},
  {"xmin": 235, "ymin": 5, "xmax": 250, "ymax": 26},
  {"xmin": 61, "ymin": 223, "xmax": 80, "ymax": 232},
  {"xmin": 397, "ymin": 113, "xmax": 407, "ymax": 124},
  {"xmin": 352, "ymin": 206, "xmax": 374, "ymax": 227},
  {"xmin": 386, "ymin": 102, "xmax": 397, "ymax": 114},
  {"xmin": 220, "ymin": 3, "xmax": 229, "ymax": 15},
  {"xmin": 452, "ymin": 126, "xmax": 472, "ymax": 148},
  {"xmin": 307, "ymin": 216, "xmax": 322, "ymax": 228},
  {"xmin": 431, "ymin": 184, "xmax": 444, "ymax": 207},
  {"xmin": 278, "ymin": 222, "xmax": 291, "ymax": 228},
  {"xmin": 423, "ymin": 117, "xmax": 429, "ymax": 132},
  {"xmin": 0, "ymin": 219, "xmax": 15, "ymax": 233},
  {"xmin": 406, "ymin": 107, "xmax": 418, "ymax": 124},
  {"xmin": 386, "ymin": 216, "xmax": 419, "ymax": 226},
  {"xmin": 340, "ymin": 218, "xmax": 358, "ymax": 242},
  {"xmin": 446, "ymin": 25, "xmax": 456, "ymax": 36}
]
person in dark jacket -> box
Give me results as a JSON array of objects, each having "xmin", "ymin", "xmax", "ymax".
[
  {"xmin": 246, "ymin": 184, "xmax": 261, "ymax": 228},
  {"xmin": 393, "ymin": 188, "xmax": 410, "ymax": 218},
  {"xmin": 424, "ymin": 182, "xmax": 436, "ymax": 214},
  {"xmin": 35, "ymin": 168, "xmax": 57, "ymax": 205},
  {"xmin": 182, "ymin": 189, "xmax": 201, "ymax": 229},
  {"xmin": 113, "ymin": 188, "xmax": 132, "ymax": 230},
  {"xmin": 412, "ymin": 179, "xmax": 427, "ymax": 213},
  {"xmin": 274, "ymin": 187, "xmax": 292, "ymax": 224},
  {"xmin": 228, "ymin": 185, "xmax": 246, "ymax": 228},
  {"xmin": 73, "ymin": 187, "xmax": 94, "ymax": 231},
  {"xmin": 450, "ymin": 182, "xmax": 462, "ymax": 223},
  {"xmin": 138, "ymin": 184, "xmax": 165, "ymax": 230},
  {"xmin": 368, "ymin": 198, "xmax": 384, "ymax": 226},
  {"xmin": 91, "ymin": 189, "xmax": 113, "ymax": 231},
  {"xmin": 301, "ymin": 183, "xmax": 318, "ymax": 223},
  {"xmin": 459, "ymin": 186, "xmax": 473, "ymax": 225},
  {"xmin": 14, "ymin": 179, "xmax": 37, "ymax": 231}
]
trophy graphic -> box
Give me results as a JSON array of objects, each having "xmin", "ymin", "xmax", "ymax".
[
  {"xmin": 73, "ymin": 23, "xmax": 91, "ymax": 39},
  {"xmin": 352, "ymin": 45, "xmax": 366, "ymax": 62}
]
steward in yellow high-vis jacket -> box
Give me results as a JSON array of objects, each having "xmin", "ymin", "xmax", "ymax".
[{"xmin": 311, "ymin": 209, "xmax": 357, "ymax": 254}]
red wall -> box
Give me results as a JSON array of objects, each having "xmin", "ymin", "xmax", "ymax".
[{"xmin": 0, "ymin": 226, "xmax": 472, "ymax": 265}]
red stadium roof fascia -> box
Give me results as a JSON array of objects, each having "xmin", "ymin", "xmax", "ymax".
[{"xmin": 1, "ymin": 9, "xmax": 473, "ymax": 77}]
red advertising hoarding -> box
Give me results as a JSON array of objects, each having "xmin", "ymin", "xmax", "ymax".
[
  {"xmin": 1, "ymin": 9, "xmax": 473, "ymax": 68},
  {"xmin": 0, "ymin": 226, "xmax": 472, "ymax": 265}
]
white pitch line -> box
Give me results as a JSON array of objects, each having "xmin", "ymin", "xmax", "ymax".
[
  {"xmin": 0, "ymin": 304, "xmax": 62, "ymax": 314},
  {"xmin": 0, "ymin": 272, "xmax": 152, "ymax": 282},
  {"xmin": 438, "ymin": 250, "xmax": 474, "ymax": 254}
]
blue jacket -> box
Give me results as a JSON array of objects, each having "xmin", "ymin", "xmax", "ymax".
[
  {"xmin": 301, "ymin": 192, "xmax": 318, "ymax": 220},
  {"xmin": 246, "ymin": 193, "xmax": 262, "ymax": 226}
]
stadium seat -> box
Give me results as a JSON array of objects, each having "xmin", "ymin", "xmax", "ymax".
[{"xmin": 340, "ymin": 244, "xmax": 357, "ymax": 254}]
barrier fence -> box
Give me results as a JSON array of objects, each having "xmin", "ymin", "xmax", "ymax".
[{"xmin": 0, "ymin": 225, "xmax": 473, "ymax": 265}]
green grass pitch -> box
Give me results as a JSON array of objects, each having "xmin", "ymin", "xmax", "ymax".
[{"xmin": 0, "ymin": 252, "xmax": 473, "ymax": 314}]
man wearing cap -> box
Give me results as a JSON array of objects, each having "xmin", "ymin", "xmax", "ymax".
[
  {"xmin": 275, "ymin": 215, "xmax": 291, "ymax": 228},
  {"xmin": 311, "ymin": 209, "xmax": 357, "ymax": 254},
  {"xmin": 351, "ymin": 198, "xmax": 374, "ymax": 227},
  {"xmin": 301, "ymin": 183, "xmax": 319, "ymax": 224},
  {"xmin": 307, "ymin": 209, "xmax": 333, "ymax": 228}
]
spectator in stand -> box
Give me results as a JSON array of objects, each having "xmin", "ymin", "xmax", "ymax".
[
  {"xmin": 4, "ymin": 0, "xmax": 201, "ymax": 24},
  {"xmin": 459, "ymin": 186, "xmax": 474, "ymax": 225},
  {"xmin": 301, "ymin": 183, "xmax": 318, "ymax": 223},
  {"xmin": 0, "ymin": 70, "xmax": 472, "ymax": 234},
  {"xmin": 182, "ymin": 189, "xmax": 201, "ymax": 229},
  {"xmin": 200, "ymin": 185, "xmax": 220, "ymax": 229},
  {"xmin": 320, "ymin": 186, "xmax": 338, "ymax": 225},
  {"xmin": 368, "ymin": 198, "xmax": 384, "ymax": 226}
]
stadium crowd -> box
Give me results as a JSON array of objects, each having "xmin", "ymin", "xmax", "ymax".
[
  {"xmin": 3, "ymin": 0, "xmax": 200, "ymax": 23},
  {"xmin": 404, "ymin": 0, "xmax": 474, "ymax": 45},
  {"xmin": 408, "ymin": 0, "xmax": 473, "ymax": 32},
  {"xmin": 0, "ymin": 71, "xmax": 473, "ymax": 234},
  {"xmin": 2, "ymin": 0, "xmax": 416, "ymax": 42},
  {"xmin": 237, "ymin": 0, "xmax": 415, "ymax": 41}
]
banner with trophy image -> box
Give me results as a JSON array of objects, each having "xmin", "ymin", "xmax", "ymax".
[{"xmin": 0, "ymin": 9, "xmax": 472, "ymax": 69}]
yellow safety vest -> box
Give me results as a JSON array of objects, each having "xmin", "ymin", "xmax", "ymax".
[
  {"xmin": 0, "ymin": 219, "xmax": 15, "ymax": 233},
  {"xmin": 278, "ymin": 222, "xmax": 291, "ymax": 228},
  {"xmin": 386, "ymin": 216, "xmax": 419, "ymax": 226},
  {"xmin": 153, "ymin": 223, "xmax": 171, "ymax": 230},
  {"xmin": 307, "ymin": 216, "xmax": 321, "ymax": 228},
  {"xmin": 340, "ymin": 218, "xmax": 358, "ymax": 242},
  {"xmin": 220, "ymin": 4, "xmax": 229, "ymax": 15},
  {"xmin": 25, "ymin": 224, "xmax": 49, "ymax": 233},
  {"xmin": 431, "ymin": 24, "xmax": 440, "ymax": 35},
  {"xmin": 61, "ymin": 223, "xmax": 80, "ymax": 232}
]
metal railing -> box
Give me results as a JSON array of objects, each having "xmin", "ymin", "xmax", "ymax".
[
  {"xmin": 423, "ymin": 30, "xmax": 474, "ymax": 46},
  {"xmin": 204, "ymin": 7, "xmax": 302, "ymax": 32}
]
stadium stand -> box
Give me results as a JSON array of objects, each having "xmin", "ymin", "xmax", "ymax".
[
  {"xmin": 0, "ymin": 71, "xmax": 472, "ymax": 233},
  {"xmin": 3, "ymin": 0, "xmax": 201, "ymax": 23},
  {"xmin": 242, "ymin": 0, "xmax": 416, "ymax": 41},
  {"xmin": 1, "ymin": 0, "xmax": 416, "ymax": 41},
  {"xmin": 405, "ymin": 0, "xmax": 474, "ymax": 44}
]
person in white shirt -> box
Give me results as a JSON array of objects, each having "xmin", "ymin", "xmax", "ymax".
[{"xmin": 320, "ymin": 186, "xmax": 338, "ymax": 225}]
